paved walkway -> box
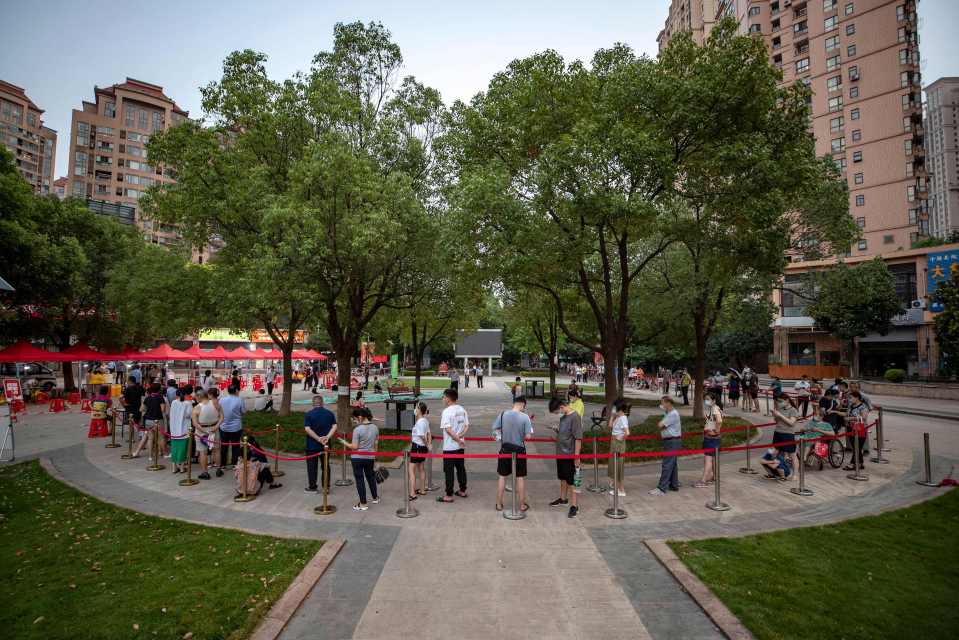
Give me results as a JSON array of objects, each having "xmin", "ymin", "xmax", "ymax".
[{"xmin": 12, "ymin": 375, "xmax": 959, "ymax": 639}]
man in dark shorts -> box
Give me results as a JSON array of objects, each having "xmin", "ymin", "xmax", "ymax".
[
  {"xmin": 304, "ymin": 395, "xmax": 337, "ymax": 493},
  {"xmin": 548, "ymin": 396, "xmax": 582, "ymax": 518},
  {"xmin": 493, "ymin": 396, "xmax": 533, "ymax": 512},
  {"xmin": 121, "ymin": 375, "xmax": 144, "ymax": 429}
]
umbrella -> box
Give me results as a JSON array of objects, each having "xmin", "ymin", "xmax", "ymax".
[
  {"xmin": 0, "ymin": 341, "xmax": 57, "ymax": 363},
  {"xmin": 138, "ymin": 344, "xmax": 194, "ymax": 361}
]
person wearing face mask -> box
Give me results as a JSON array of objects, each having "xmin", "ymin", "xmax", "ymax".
[
  {"xmin": 844, "ymin": 391, "xmax": 869, "ymax": 471},
  {"xmin": 649, "ymin": 396, "xmax": 682, "ymax": 496},
  {"xmin": 771, "ymin": 394, "xmax": 800, "ymax": 469},
  {"xmin": 695, "ymin": 392, "xmax": 723, "ymax": 488}
]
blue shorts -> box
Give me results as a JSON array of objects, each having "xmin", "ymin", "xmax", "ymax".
[
  {"xmin": 703, "ymin": 436, "xmax": 722, "ymax": 457},
  {"xmin": 772, "ymin": 431, "xmax": 796, "ymax": 454}
]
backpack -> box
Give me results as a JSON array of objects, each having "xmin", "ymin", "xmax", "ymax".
[{"xmin": 234, "ymin": 460, "xmax": 263, "ymax": 496}]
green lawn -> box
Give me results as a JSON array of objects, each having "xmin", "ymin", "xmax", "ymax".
[
  {"xmin": 398, "ymin": 376, "xmax": 453, "ymax": 389},
  {"xmin": 0, "ymin": 461, "xmax": 321, "ymax": 640},
  {"xmin": 501, "ymin": 381, "xmax": 606, "ymax": 395},
  {"xmin": 670, "ymin": 488, "xmax": 959, "ymax": 640},
  {"xmin": 580, "ymin": 415, "xmax": 754, "ymax": 464},
  {"xmin": 243, "ymin": 412, "xmax": 411, "ymax": 455}
]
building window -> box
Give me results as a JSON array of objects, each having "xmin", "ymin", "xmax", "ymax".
[
  {"xmin": 853, "ymin": 150, "xmax": 862, "ymax": 162},
  {"xmin": 905, "ymin": 161, "xmax": 914, "ymax": 177},
  {"xmin": 909, "ymin": 209, "xmax": 918, "ymax": 224},
  {"xmin": 152, "ymin": 111, "xmax": 163, "ymax": 131},
  {"xmin": 845, "ymin": 2, "xmax": 854, "ymax": 15},
  {"xmin": 794, "ymin": 20, "xmax": 808, "ymax": 34},
  {"xmin": 125, "ymin": 107, "xmax": 135, "ymax": 127},
  {"xmin": 824, "ymin": 16, "xmax": 839, "ymax": 31},
  {"xmin": 889, "ymin": 263, "xmax": 917, "ymax": 303},
  {"xmin": 788, "ymin": 342, "xmax": 817, "ymax": 366},
  {"xmin": 856, "ymin": 216, "xmax": 865, "ymax": 228},
  {"xmin": 105, "ymin": 101, "xmax": 116, "ymax": 118},
  {"xmin": 849, "ymin": 86, "xmax": 859, "ymax": 99},
  {"xmin": 830, "ymin": 116, "xmax": 845, "ymax": 133},
  {"xmin": 854, "ymin": 172, "xmax": 864, "ymax": 184},
  {"xmin": 796, "ymin": 58, "xmax": 810, "ymax": 74},
  {"xmin": 749, "ymin": 23, "xmax": 762, "ymax": 34},
  {"xmin": 823, "ymin": 0, "xmax": 837, "ymax": 10},
  {"xmin": 904, "ymin": 139, "xmax": 913, "ymax": 154},
  {"xmin": 821, "ymin": 351, "xmax": 840, "ymax": 365},
  {"xmin": 858, "ymin": 239, "xmax": 867, "ymax": 250},
  {"xmin": 855, "ymin": 194, "xmax": 865, "ymax": 206},
  {"xmin": 897, "ymin": 4, "xmax": 906, "ymax": 20},
  {"xmin": 846, "ymin": 23, "xmax": 856, "ymax": 35},
  {"xmin": 72, "ymin": 179, "xmax": 85, "ymax": 197},
  {"xmin": 76, "ymin": 121, "xmax": 90, "ymax": 146},
  {"xmin": 828, "ymin": 96, "xmax": 844, "ymax": 112},
  {"xmin": 849, "ymin": 65, "xmax": 859, "ymax": 80},
  {"xmin": 847, "ymin": 44, "xmax": 857, "ymax": 57},
  {"xmin": 138, "ymin": 109, "xmax": 148, "ymax": 130},
  {"xmin": 831, "ymin": 137, "xmax": 845, "ymax": 153},
  {"xmin": 851, "ymin": 108, "xmax": 860, "ymax": 120},
  {"xmin": 826, "ymin": 55, "xmax": 841, "ymax": 72},
  {"xmin": 835, "ymin": 157, "xmax": 847, "ymax": 172},
  {"xmin": 74, "ymin": 151, "xmax": 88, "ymax": 174},
  {"xmin": 907, "ymin": 186, "xmax": 916, "ymax": 202},
  {"xmin": 749, "ymin": 6, "xmax": 761, "ymax": 16},
  {"xmin": 827, "ymin": 75, "xmax": 842, "ymax": 91},
  {"xmin": 852, "ymin": 129, "xmax": 862, "ymax": 142},
  {"xmin": 898, "ymin": 27, "xmax": 907, "ymax": 43},
  {"xmin": 825, "ymin": 35, "xmax": 839, "ymax": 52},
  {"xmin": 884, "ymin": 235, "xmax": 894, "ymax": 244}
]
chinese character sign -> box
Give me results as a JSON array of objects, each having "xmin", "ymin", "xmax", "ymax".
[{"xmin": 927, "ymin": 250, "xmax": 959, "ymax": 312}]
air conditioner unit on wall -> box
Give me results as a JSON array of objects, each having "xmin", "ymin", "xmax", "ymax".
[{"xmin": 911, "ymin": 299, "xmax": 927, "ymax": 310}]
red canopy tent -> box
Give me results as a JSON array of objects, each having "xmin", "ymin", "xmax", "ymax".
[
  {"xmin": 225, "ymin": 346, "xmax": 256, "ymax": 359},
  {"xmin": 204, "ymin": 346, "xmax": 232, "ymax": 359},
  {"xmin": 182, "ymin": 344, "xmax": 209, "ymax": 359},
  {"xmin": 371, "ymin": 355, "xmax": 388, "ymax": 364},
  {"xmin": 137, "ymin": 344, "xmax": 194, "ymax": 361},
  {"xmin": 251, "ymin": 348, "xmax": 282, "ymax": 359},
  {"xmin": 60, "ymin": 342, "xmax": 108, "ymax": 360},
  {"xmin": 0, "ymin": 341, "xmax": 56, "ymax": 363}
]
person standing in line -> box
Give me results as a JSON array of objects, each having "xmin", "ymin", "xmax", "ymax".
[
  {"xmin": 794, "ymin": 374, "xmax": 811, "ymax": 418},
  {"xmin": 844, "ymin": 391, "xmax": 870, "ymax": 471},
  {"xmin": 437, "ymin": 388, "xmax": 469, "ymax": 503},
  {"xmin": 114, "ymin": 361, "xmax": 126, "ymax": 385},
  {"xmin": 201, "ymin": 369, "xmax": 215, "ymax": 393},
  {"xmin": 493, "ymin": 396, "xmax": 534, "ymax": 512},
  {"xmin": 649, "ymin": 395, "xmax": 682, "ymax": 496},
  {"xmin": 607, "ymin": 399, "xmax": 630, "ymax": 497},
  {"xmin": 169, "ymin": 384, "xmax": 194, "ymax": 474},
  {"xmin": 464, "ymin": 363, "xmax": 471, "ymax": 388},
  {"xmin": 338, "ymin": 407, "xmax": 380, "ymax": 511},
  {"xmin": 303, "ymin": 395, "xmax": 336, "ymax": 493},
  {"xmin": 408, "ymin": 402, "xmax": 432, "ymax": 499},
  {"xmin": 230, "ymin": 367, "xmax": 241, "ymax": 390},
  {"xmin": 771, "ymin": 393, "xmax": 800, "ymax": 469},
  {"xmin": 476, "ymin": 364, "xmax": 484, "ymax": 388},
  {"xmin": 121, "ymin": 375, "xmax": 145, "ymax": 431},
  {"xmin": 266, "ymin": 365, "xmax": 276, "ymax": 396},
  {"xmin": 510, "ymin": 377, "xmax": 522, "ymax": 401},
  {"xmin": 218, "ymin": 385, "xmax": 245, "ymax": 469},
  {"xmin": 302, "ymin": 365, "xmax": 312, "ymax": 391},
  {"xmin": 130, "ymin": 364, "xmax": 142, "ymax": 386},
  {"xmin": 567, "ymin": 388, "xmax": 585, "ymax": 419},
  {"xmin": 694, "ymin": 392, "xmax": 723, "ymax": 488},
  {"xmin": 727, "ymin": 372, "xmax": 740, "ymax": 411},
  {"xmin": 448, "ymin": 366, "xmax": 459, "ymax": 391},
  {"xmin": 206, "ymin": 387, "xmax": 225, "ymax": 474},
  {"xmin": 133, "ymin": 383, "xmax": 166, "ymax": 461},
  {"xmin": 191, "ymin": 390, "xmax": 218, "ymax": 480},
  {"xmin": 548, "ymin": 396, "xmax": 583, "ymax": 517}
]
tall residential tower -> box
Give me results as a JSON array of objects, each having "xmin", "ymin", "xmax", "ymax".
[
  {"xmin": 0, "ymin": 80, "xmax": 57, "ymax": 195},
  {"xmin": 924, "ymin": 77, "xmax": 959, "ymax": 237}
]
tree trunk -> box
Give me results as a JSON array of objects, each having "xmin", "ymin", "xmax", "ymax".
[
  {"xmin": 279, "ymin": 345, "xmax": 294, "ymax": 416},
  {"xmin": 692, "ymin": 317, "xmax": 707, "ymax": 421},
  {"xmin": 410, "ymin": 319, "xmax": 421, "ymax": 396},
  {"xmin": 62, "ymin": 361, "xmax": 76, "ymax": 392},
  {"xmin": 603, "ymin": 351, "xmax": 619, "ymax": 409},
  {"xmin": 334, "ymin": 342, "xmax": 354, "ymax": 430}
]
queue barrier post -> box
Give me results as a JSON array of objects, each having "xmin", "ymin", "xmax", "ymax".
[
  {"xmin": 105, "ymin": 411, "xmax": 120, "ymax": 448},
  {"xmin": 314, "ymin": 449, "xmax": 337, "ymax": 515},
  {"xmin": 503, "ymin": 452, "xmax": 526, "ymax": 520},
  {"xmin": 916, "ymin": 432, "xmax": 939, "ymax": 487},
  {"xmin": 425, "ymin": 436, "xmax": 440, "ymax": 492},
  {"xmin": 604, "ymin": 452, "xmax": 627, "ymax": 519},
  {"xmin": 738, "ymin": 434, "xmax": 758, "ymax": 475},
  {"xmin": 764, "ymin": 392, "xmax": 771, "ymax": 417},
  {"xmin": 846, "ymin": 429, "xmax": 868, "ymax": 482},
  {"xmin": 587, "ymin": 433, "xmax": 605, "ymax": 492},
  {"xmin": 146, "ymin": 421, "xmax": 165, "ymax": 471},
  {"xmin": 179, "ymin": 426, "xmax": 199, "ymax": 486},
  {"xmin": 705, "ymin": 446, "xmax": 730, "ymax": 511},
  {"xmin": 878, "ymin": 406, "xmax": 891, "ymax": 452},
  {"xmin": 396, "ymin": 451, "xmax": 419, "ymax": 518},
  {"xmin": 790, "ymin": 437, "xmax": 814, "ymax": 497},
  {"xmin": 871, "ymin": 409, "xmax": 889, "ymax": 464},
  {"xmin": 272, "ymin": 424, "xmax": 285, "ymax": 478},
  {"xmin": 234, "ymin": 436, "xmax": 256, "ymax": 502},
  {"xmin": 335, "ymin": 445, "xmax": 353, "ymax": 487},
  {"xmin": 121, "ymin": 413, "xmax": 135, "ymax": 459}
]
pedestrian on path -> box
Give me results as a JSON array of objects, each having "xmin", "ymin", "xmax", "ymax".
[
  {"xmin": 448, "ymin": 367, "xmax": 459, "ymax": 391},
  {"xmin": 304, "ymin": 395, "xmax": 336, "ymax": 493},
  {"xmin": 650, "ymin": 396, "xmax": 682, "ymax": 496},
  {"xmin": 266, "ymin": 365, "xmax": 276, "ymax": 396},
  {"xmin": 694, "ymin": 392, "xmax": 723, "ymax": 488},
  {"xmin": 438, "ymin": 388, "xmax": 469, "ymax": 503},
  {"xmin": 494, "ymin": 396, "xmax": 533, "ymax": 512},
  {"xmin": 476, "ymin": 365, "xmax": 484, "ymax": 388},
  {"xmin": 338, "ymin": 407, "xmax": 380, "ymax": 511},
  {"xmin": 133, "ymin": 383, "xmax": 166, "ymax": 461},
  {"xmin": 794, "ymin": 375, "xmax": 811, "ymax": 417},
  {"xmin": 464, "ymin": 364, "xmax": 470, "ymax": 388},
  {"xmin": 548, "ymin": 396, "xmax": 582, "ymax": 517},
  {"xmin": 408, "ymin": 402, "xmax": 431, "ymax": 499},
  {"xmin": 219, "ymin": 385, "xmax": 245, "ymax": 468},
  {"xmin": 680, "ymin": 370, "xmax": 691, "ymax": 406},
  {"xmin": 607, "ymin": 399, "xmax": 630, "ymax": 497}
]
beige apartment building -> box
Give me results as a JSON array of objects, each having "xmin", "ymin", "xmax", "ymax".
[
  {"xmin": 65, "ymin": 78, "xmax": 209, "ymax": 260},
  {"xmin": 0, "ymin": 80, "xmax": 57, "ymax": 195},
  {"xmin": 924, "ymin": 77, "xmax": 959, "ymax": 237},
  {"xmin": 659, "ymin": 0, "xmax": 927, "ymax": 255},
  {"xmin": 658, "ymin": 1, "xmax": 720, "ymax": 49}
]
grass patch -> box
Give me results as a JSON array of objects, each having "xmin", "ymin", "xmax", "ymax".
[
  {"xmin": 0, "ymin": 461, "xmax": 321, "ymax": 640},
  {"xmin": 243, "ymin": 412, "xmax": 411, "ymax": 455},
  {"xmin": 580, "ymin": 415, "xmax": 754, "ymax": 464},
  {"xmin": 501, "ymin": 382, "xmax": 606, "ymax": 395},
  {"xmin": 670, "ymin": 488, "xmax": 959, "ymax": 640},
  {"xmin": 398, "ymin": 377, "xmax": 454, "ymax": 389}
]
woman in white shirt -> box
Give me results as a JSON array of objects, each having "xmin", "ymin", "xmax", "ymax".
[
  {"xmin": 408, "ymin": 402, "xmax": 432, "ymax": 500},
  {"xmin": 607, "ymin": 399, "xmax": 630, "ymax": 497},
  {"xmin": 168, "ymin": 385, "xmax": 194, "ymax": 474}
]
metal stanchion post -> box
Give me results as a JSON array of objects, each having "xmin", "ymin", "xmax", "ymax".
[
  {"xmin": 314, "ymin": 449, "xmax": 337, "ymax": 515},
  {"xmin": 587, "ymin": 434, "xmax": 605, "ymax": 492},
  {"xmin": 790, "ymin": 438, "xmax": 814, "ymax": 496},
  {"xmin": 503, "ymin": 452, "xmax": 527, "ymax": 520},
  {"xmin": 846, "ymin": 430, "xmax": 868, "ymax": 481},
  {"xmin": 105, "ymin": 411, "xmax": 120, "ymax": 448},
  {"xmin": 234, "ymin": 436, "xmax": 256, "ymax": 502},
  {"xmin": 705, "ymin": 446, "xmax": 730, "ymax": 511},
  {"xmin": 396, "ymin": 451, "xmax": 419, "ymax": 518},
  {"xmin": 146, "ymin": 421, "xmax": 165, "ymax": 471},
  {"xmin": 604, "ymin": 452, "xmax": 627, "ymax": 519},
  {"xmin": 879, "ymin": 407, "xmax": 891, "ymax": 453},
  {"xmin": 916, "ymin": 432, "xmax": 938, "ymax": 487},
  {"xmin": 739, "ymin": 437, "xmax": 758, "ymax": 475},
  {"xmin": 179, "ymin": 426, "xmax": 199, "ymax": 486},
  {"xmin": 272, "ymin": 424, "xmax": 285, "ymax": 477},
  {"xmin": 121, "ymin": 415, "xmax": 135, "ymax": 459},
  {"xmin": 871, "ymin": 412, "xmax": 889, "ymax": 464},
  {"xmin": 425, "ymin": 437, "xmax": 440, "ymax": 492},
  {"xmin": 335, "ymin": 445, "xmax": 353, "ymax": 486},
  {"xmin": 764, "ymin": 393, "xmax": 770, "ymax": 416}
]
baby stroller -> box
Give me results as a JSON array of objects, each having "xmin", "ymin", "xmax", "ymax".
[{"xmin": 800, "ymin": 420, "xmax": 845, "ymax": 470}]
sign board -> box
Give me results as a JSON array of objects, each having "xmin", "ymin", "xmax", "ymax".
[
  {"xmin": 890, "ymin": 308, "xmax": 924, "ymax": 326},
  {"xmin": 199, "ymin": 328, "xmax": 250, "ymax": 343},
  {"xmin": 3, "ymin": 378, "xmax": 23, "ymax": 403},
  {"xmin": 454, "ymin": 329, "xmax": 503, "ymax": 357},
  {"xmin": 927, "ymin": 250, "xmax": 959, "ymax": 312},
  {"xmin": 250, "ymin": 329, "xmax": 306, "ymax": 345}
]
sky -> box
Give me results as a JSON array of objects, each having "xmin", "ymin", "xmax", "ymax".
[{"xmin": 2, "ymin": 0, "xmax": 956, "ymax": 179}]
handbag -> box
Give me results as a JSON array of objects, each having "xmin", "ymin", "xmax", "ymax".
[{"xmin": 375, "ymin": 466, "xmax": 390, "ymax": 484}]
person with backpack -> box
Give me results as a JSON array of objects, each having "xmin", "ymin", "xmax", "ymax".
[
  {"xmin": 493, "ymin": 396, "xmax": 534, "ymax": 513},
  {"xmin": 694, "ymin": 392, "xmax": 723, "ymax": 488}
]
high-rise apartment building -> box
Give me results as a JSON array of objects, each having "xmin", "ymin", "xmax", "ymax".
[
  {"xmin": 924, "ymin": 77, "xmax": 959, "ymax": 237},
  {"xmin": 658, "ymin": 1, "xmax": 720, "ymax": 50},
  {"xmin": 658, "ymin": 0, "xmax": 927, "ymax": 256},
  {"xmin": 52, "ymin": 176, "xmax": 67, "ymax": 199},
  {"xmin": 0, "ymin": 80, "xmax": 57, "ymax": 195},
  {"xmin": 65, "ymin": 78, "xmax": 202, "ymax": 256}
]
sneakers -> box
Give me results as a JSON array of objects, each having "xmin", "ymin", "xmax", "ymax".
[
  {"xmin": 567, "ymin": 505, "xmax": 579, "ymax": 518},
  {"xmin": 549, "ymin": 498, "xmax": 569, "ymax": 507},
  {"xmin": 648, "ymin": 488, "xmax": 666, "ymax": 496},
  {"xmin": 215, "ymin": 468, "xmax": 224, "ymax": 478},
  {"xmin": 304, "ymin": 486, "xmax": 318, "ymax": 493},
  {"xmin": 607, "ymin": 489, "xmax": 627, "ymax": 497},
  {"xmin": 352, "ymin": 503, "xmax": 369, "ymax": 511},
  {"xmin": 198, "ymin": 472, "xmax": 211, "ymax": 480},
  {"xmin": 371, "ymin": 497, "xmax": 380, "ymax": 504}
]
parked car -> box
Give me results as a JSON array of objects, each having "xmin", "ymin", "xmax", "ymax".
[{"xmin": 0, "ymin": 362, "xmax": 57, "ymax": 392}]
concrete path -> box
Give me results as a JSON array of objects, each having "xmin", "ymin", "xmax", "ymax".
[{"xmin": 12, "ymin": 375, "xmax": 959, "ymax": 640}]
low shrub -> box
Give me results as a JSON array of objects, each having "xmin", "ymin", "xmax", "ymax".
[{"xmin": 884, "ymin": 368, "xmax": 906, "ymax": 383}]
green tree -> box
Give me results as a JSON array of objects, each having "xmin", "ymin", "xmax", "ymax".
[
  {"xmin": 503, "ymin": 289, "xmax": 565, "ymax": 392},
  {"xmin": 932, "ymin": 273, "xmax": 959, "ymax": 376}
]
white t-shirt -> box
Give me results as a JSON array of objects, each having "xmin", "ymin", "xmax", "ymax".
[
  {"xmin": 254, "ymin": 395, "xmax": 268, "ymax": 411},
  {"xmin": 168, "ymin": 399, "xmax": 192, "ymax": 438},
  {"xmin": 201, "ymin": 375, "xmax": 214, "ymax": 392},
  {"xmin": 440, "ymin": 404, "xmax": 469, "ymax": 451},
  {"xmin": 611, "ymin": 415, "xmax": 629, "ymax": 439},
  {"xmin": 412, "ymin": 417, "xmax": 430, "ymax": 446},
  {"xmin": 793, "ymin": 380, "xmax": 810, "ymax": 396}
]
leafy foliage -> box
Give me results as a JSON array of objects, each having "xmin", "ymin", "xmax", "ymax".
[
  {"xmin": 932, "ymin": 273, "xmax": 959, "ymax": 375},
  {"xmin": 805, "ymin": 258, "xmax": 901, "ymax": 342}
]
